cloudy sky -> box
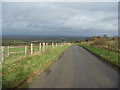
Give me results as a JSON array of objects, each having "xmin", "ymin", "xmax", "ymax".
[
  {"xmin": 2, "ymin": 2, "xmax": 118, "ymax": 36},
  {"xmin": 0, "ymin": 2, "xmax": 2, "ymax": 36}
]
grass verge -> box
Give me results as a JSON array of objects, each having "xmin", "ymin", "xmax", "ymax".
[
  {"xmin": 2, "ymin": 45, "xmax": 70, "ymax": 88},
  {"xmin": 79, "ymin": 44, "xmax": 119, "ymax": 68}
]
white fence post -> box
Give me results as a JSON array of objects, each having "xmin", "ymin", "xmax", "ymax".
[
  {"xmin": 52, "ymin": 42, "xmax": 54, "ymax": 48},
  {"xmin": 1, "ymin": 47, "xmax": 4, "ymax": 64},
  {"xmin": 25, "ymin": 46, "xmax": 27, "ymax": 55},
  {"xmin": 61, "ymin": 43, "xmax": 62, "ymax": 46},
  {"xmin": 39, "ymin": 43, "xmax": 42, "ymax": 52},
  {"xmin": 56, "ymin": 43, "xmax": 57, "ymax": 47},
  {"xmin": 43, "ymin": 43, "xmax": 45, "ymax": 52},
  {"xmin": 31, "ymin": 43, "xmax": 33, "ymax": 55},
  {"xmin": 8, "ymin": 46, "xmax": 10, "ymax": 56},
  {"xmin": 46, "ymin": 43, "xmax": 48, "ymax": 46},
  {"xmin": 46, "ymin": 43, "xmax": 48, "ymax": 50}
]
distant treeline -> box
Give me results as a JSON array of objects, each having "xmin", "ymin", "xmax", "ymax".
[
  {"xmin": 80, "ymin": 35, "xmax": 119, "ymax": 53},
  {"xmin": 2, "ymin": 36, "xmax": 89, "ymax": 46}
]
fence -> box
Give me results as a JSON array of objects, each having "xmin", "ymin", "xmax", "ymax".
[{"xmin": 0, "ymin": 42, "xmax": 70, "ymax": 64}]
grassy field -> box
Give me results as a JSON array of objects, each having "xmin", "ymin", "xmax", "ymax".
[
  {"xmin": 2, "ymin": 44, "xmax": 70, "ymax": 88},
  {"xmin": 79, "ymin": 44, "xmax": 119, "ymax": 68},
  {"xmin": 3, "ymin": 45, "xmax": 54, "ymax": 60}
]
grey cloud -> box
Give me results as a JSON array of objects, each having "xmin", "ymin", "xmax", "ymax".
[
  {"xmin": 0, "ymin": 3, "xmax": 1, "ymax": 20},
  {"xmin": 2, "ymin": 2, "xmax": 118, "ymax": 36}
]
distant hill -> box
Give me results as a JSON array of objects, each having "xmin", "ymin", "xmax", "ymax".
[{"xmin": 2, "ymin": 35, "xmax": 89, "ymax": 46}]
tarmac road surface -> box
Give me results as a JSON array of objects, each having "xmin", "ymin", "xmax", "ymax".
[{"xmin": 29, "ymin": 45, "xmax": 118, "ymax": 88}]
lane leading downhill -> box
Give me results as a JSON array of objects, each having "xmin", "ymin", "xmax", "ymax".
[{"xmin": 29, "ymin": 45, "xmax": 118, "ymax": 88}]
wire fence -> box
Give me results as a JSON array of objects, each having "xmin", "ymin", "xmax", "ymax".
[{"xmin": 0, "ymin": 42, "xmax": 70, "ymax": 64}]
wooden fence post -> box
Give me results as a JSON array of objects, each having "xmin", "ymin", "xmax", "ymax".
[
  {"xmin": 31, "ymin": 43, "xmax": 33, "ymax": 55},
  {"xmin": 65, "ymin": 42, "xmax": 66, "ymax": 45},
  {"xmin": 39, "ymin": 43, "xmax": 42, "ymax": 52},
  {"xmin": 1, "ymin": 47, "xmax": 4, "ymax": 64},
  {"xmin": 8, "ymin": 46, "xmax": 10, "ymax": 56},
  {"xmin": 61, "ymin": 43, "xmax": 62, "ymax": 46},
  {"xmin": 43, "ymin": 43, "xmax": 45, "ymax": 52},
  {"xmin": 52, "ymin": 42, "xmax": 54, "ymax": 48},
  {"xmin": 56, "ymin": 43, "xmax": 57, "ymax": 47},
  {"xmin": 57, "ymin": 43, "xmax": 58, "ymax": 46},
  {"xmin": 46, "ymin": 43, "xmax": 48, "ymax": 50},
  {"xmin": 25, "ymin": 46, "xmax": 27, "ymax": 55}
]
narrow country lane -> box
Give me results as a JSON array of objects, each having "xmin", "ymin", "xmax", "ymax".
[{"xmin": 29, "ymin": 45, "xmax": 118, "ymax": 88}]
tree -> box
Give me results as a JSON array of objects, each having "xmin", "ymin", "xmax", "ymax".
[{"xmin": 103, "ymin": 34, "xmax": 108, "ymax": 38}]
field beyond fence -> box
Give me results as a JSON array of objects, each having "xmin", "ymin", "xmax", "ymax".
[{"xmin": 1, "ymin": 42, "xmax": 70, "ymax": 64}]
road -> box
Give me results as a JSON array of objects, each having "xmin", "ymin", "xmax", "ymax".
[{"xmin": 29, "ymin": 45, "xmax": 118, "ymax": 88}]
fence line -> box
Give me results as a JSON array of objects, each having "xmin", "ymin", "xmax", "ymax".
[
  {"xmin": 8, "ymin": 46, "xmax": 10, "ymax": 56},
  {"xmin": 25, "ymin": 46, "xmax": 27, "ymax": 55},
  {"xmin": 1, "ymin": 42, "xmax": 70, "ymax": 63},
  {"xmin": 31, "ymin": 43, "xmax": 33, "ymax": 55},
  {"xmin": 10, "ymin": 51, "xmax": 24, "ymax": 54},
  {"xmin": 1, "ymin": 47, "xmax": 4, "ymax": 64}
]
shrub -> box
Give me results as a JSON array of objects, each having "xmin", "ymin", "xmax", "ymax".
[{"xmin": 93, "ymin": 38, "xmax": 108, "ymax": 47}]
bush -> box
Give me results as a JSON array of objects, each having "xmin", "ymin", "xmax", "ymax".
[{"xmin": 93, "ymin": 38, "xmax": 108, "ymax": 47}]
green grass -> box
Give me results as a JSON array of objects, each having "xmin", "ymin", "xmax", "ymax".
[
  {"xmin": 2, "ymin": 45, "xmax": 70, "ymax": 88},
  {"xmin": 4, "ymin": 46, "xmax": 26, "ymax": 59},
  {"xmin": 79, "ymin": 44, "xmax": 119, "ymax": 68},
  {"xmin": 4, "ymin": 45, "xmax": 55, "ymax": 61}
]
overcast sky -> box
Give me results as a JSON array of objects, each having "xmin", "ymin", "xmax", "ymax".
[{"xmin": 2, "ymin": 2, "xmax": 118, "ymax": 37}]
